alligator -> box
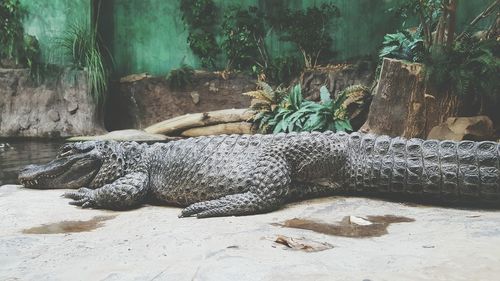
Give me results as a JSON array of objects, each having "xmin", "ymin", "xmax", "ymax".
[{"xmin": 18, "ymin": 132, "xmax": 500, "ymax": 218}]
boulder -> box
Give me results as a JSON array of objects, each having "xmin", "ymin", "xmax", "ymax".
[
  {"xmin": 0, "ymin": 68, "xmax": 105, "ymax": 138},
  {"xmin": 427, "ymin": 116, "xmax": 495, "ymax": 141},
  {"xmin": 47, "ymin": 110, "xmax": 60, "ymax": 122}
]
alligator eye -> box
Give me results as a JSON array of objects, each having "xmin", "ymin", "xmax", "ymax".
[
  {"xmin": 73, "ymin": 142, "xmax": 96, "ymax": 153},
  {"xmin": 58, "ymin": 144, "xmax": 73, "ymax": 158}
]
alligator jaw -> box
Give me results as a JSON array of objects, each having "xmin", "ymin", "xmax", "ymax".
[{"xmin": 18, "ymin": 154, "xmax": 101, "ymax": 189}]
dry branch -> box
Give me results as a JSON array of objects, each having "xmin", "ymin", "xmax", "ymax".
[
  {"xmin": 456, "ymin": 0, "xmax": 499, "ymax": 41},
  {"xmin": 144, "ymin": 109, "xmax": 255, "ymax": 135},
  {"xmin": 181, "ymin": 122, "xmax": 254, "ymax": 137}
]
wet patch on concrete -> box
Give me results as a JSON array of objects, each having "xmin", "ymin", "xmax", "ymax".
[
  {"xmin": 273, "ymin": 215, "xmax": 415, "ymax": 238},
  {"xmin": 22, "ymin": 215, "xmax": 116, "ymax": 234}
]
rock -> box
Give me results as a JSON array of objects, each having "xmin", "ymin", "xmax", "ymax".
[
  {"xmin": 105, "ymin": 71, "xmax": 254, "ymax": 130},
  {"xmin": 67, "ymin": 102, "xmax": 78, "ymax": 114},
  {"xmin": 427, "ymin": 125, "xmax": 463, "ymax": 141},
  {"xmin": 67, "ymin": 129, "xmax": 180, "ymax": 142},
  {"xmin": 0, "ymin": 143, "xmax": 12, "ymax": 151},
  {"xmin": 427, "ymin": 116, "xmax": 494, "ymax": 141},
  {"xmin": 19, "ymin": 119, "xmax": 31, "ymax": 130},
  {"xmin": 208, "ymin": 81, "xmax": 218, "ymax": 92},
  {"xmin": 0, "ymin": 67, "xmax": 105, "ymax": 137},
  {"xmin": 48, "ymin": 110, "xmax": 60, "ymax": 122},
  {"xmin": 190, "ymin": 91, "xmax": 200, "ymax": 104}
]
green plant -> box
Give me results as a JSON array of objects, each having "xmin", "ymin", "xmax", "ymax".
[
  {"xmin": 0, "ymin": 0, "xmax": 41, "ymax": 72},
  {"xmin": 222, "ymin": 6, "xmax": 269, "ymax": 71},
  {"xmin": 250, "ymin": 83, "xmax": 352, "ymax": 133},
  {"xmin": 269, "ymin": 3, "xmax": 340, "ymax": 68},
  {"xmin": 265, "ymin": 56, "xmax": 304, "ymax": 85},
  {"xmin": 55, "ymin": 21, "xmax": 109, "ymax": 104},
  {"xmin": 245, "ymin": 81, "xmax": 287, "ymax": 131},
  {"xmin": 379, "ymin": 31, "xmax": 425, "ymax": 62},
  {"xmin": 0, "ymin": 0, "xmax": 25, "ymax": 63},
  {"xmin": 384, "ymin": 0, "xmax": 499, "ymax": 103},
  {"xmin": 167, "ymin": 64, "xmax": 195, "ymax": 89},
  {"xmin": 389, "ymin": 0, "xmax": 444, "ymax": 49},
  {"xmin": 425, "ymin": 37, "xmax": 499, "ymax": 100},
  {"xmin": 180, "ymin": 0, "xmax": 219, "ymax": 69},
  {"xmin": 23, "ymin": 35, "xmax": 41, "ymax": 69}
]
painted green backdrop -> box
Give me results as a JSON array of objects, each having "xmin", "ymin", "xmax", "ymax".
[
  {"xmin": 19, "ymin": 0, "xmax": 494, "ymax": 76},
  {"xmin": 20, "ymin": 0, "xmax": 90, "ymax": 64}
]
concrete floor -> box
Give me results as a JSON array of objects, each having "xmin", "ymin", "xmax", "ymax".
[{"xmin": 1, "ymin": 184, "xmax": 500, "ymax": 281}]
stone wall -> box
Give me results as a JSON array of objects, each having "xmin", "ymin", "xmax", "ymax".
[
  {"xmin": 0, "ymin": 68, "xmax": 105, "ymax": 138},
  {"xmin": 106, "ymin": 71, "xmax": 254, "ymax": 130}
]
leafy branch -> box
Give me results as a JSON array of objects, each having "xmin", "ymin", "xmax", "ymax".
[{"xmin": 180, "ymin": 0, "xmax": 220, "ymax": 69}]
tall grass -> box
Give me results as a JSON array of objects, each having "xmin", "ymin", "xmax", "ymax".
[{"xmin": 54, "ymin": 21, "xmax": 109, "ymax": 105}]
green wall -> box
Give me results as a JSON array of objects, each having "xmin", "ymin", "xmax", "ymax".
[
  {"xmin": 98, "ymin": 0, "xmax": 398, "ymax": 76},
  {"xmin": 99, "ymin": 0, "xmax": 192, "ymax": 77},
  {"xmin": 100, "ymin": 0, "xmax": 495, "ymax": 77},
  {"xmin": 20, "ymin": 0, "xmax": 90, "ymax": 64},
  {"xmin": 19, "ymin": 0, "xmax": 494, "ymax": 75}
]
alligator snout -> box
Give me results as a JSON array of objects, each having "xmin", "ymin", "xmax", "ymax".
[{"xmin": 18, "ymin": 164, "xmax": 41, "ymax": 181}]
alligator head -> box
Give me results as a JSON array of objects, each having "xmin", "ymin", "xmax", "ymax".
[{"xmin": 18, "ymin": 141, "xmax": 140, "ymax": 189}]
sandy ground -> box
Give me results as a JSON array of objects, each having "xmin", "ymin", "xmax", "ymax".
[{"xmin": 1, "ymin": 184, "xmax": 500, "ymax": 281}]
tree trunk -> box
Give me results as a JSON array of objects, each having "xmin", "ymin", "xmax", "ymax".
[
  {"xmin": 424, "ymin": 89, "xmax": 459, "ymax": 136},
  {"xmin": 361, "ymin": 58, "xmax": 459, "ymax": 139}
]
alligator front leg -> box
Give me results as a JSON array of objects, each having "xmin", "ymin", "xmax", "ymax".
[
  {"xmin": 180, "ymin": 151, "xmax": 292, "ymax": 218},
  {"xmin": 63, "ymin": 172, "xmax": 149, "ymax": 210}
]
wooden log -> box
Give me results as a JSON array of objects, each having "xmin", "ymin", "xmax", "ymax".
[
  {"xmin": 361, "ymin": 58, "xmax": 459, "ymax": 139},
  {"xmin": 181, "ymin": 122, "xmax": 254, "ymax": 137},
  {"xmin": 67, "ymin": 129, "xmax": 181, "ymax": 142},
  {"xmin": 144, "ymin": 109, "xmax": 255, "ymax": 135}
]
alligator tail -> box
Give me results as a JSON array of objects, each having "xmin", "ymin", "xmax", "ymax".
[{"xmin": 344, "ymin": 132, "xmax": 500, "ymax": 205}]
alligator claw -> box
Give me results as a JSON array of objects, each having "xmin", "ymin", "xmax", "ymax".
[
  {"xmin": 179, "ymin": 204, "xmax": 209, "ymax": 218},
  {"xmin": 180, "ymin": 198, "xmax": 233, "ymax": 218},
  {"xmin": 63, "ymin": 187, "xmax": 95, "ymax": 208}
]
